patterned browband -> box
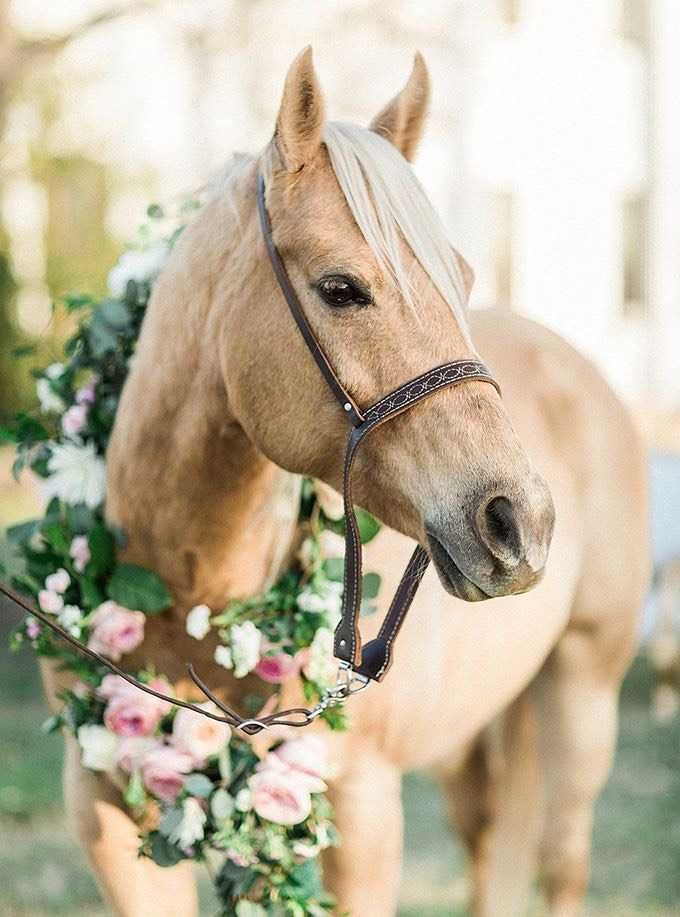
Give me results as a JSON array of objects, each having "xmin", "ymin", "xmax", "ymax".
[{"xmin": 256, "ymin": 173, "xmax": 500, "ymax": 683}]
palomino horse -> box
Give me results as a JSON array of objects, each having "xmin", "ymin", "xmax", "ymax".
[{"xmin": 42, "ymin": 50, "xmax": 649, "ymax": 916}]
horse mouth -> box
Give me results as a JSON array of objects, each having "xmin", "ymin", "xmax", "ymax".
[{"xmin": 426, "ymin": 531, "xmax": 491, "ymax": 602}]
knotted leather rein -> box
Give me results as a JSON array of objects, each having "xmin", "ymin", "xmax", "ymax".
[{"xmin": 0, "ymin": 173, "xmax": 499, "ymax": 734}]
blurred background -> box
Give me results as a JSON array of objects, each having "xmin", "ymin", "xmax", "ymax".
[{"xmin": 0, "ymin": 1, "xmax": 678, "ymax": 915}]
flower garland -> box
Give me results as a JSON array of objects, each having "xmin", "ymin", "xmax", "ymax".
[{"xmin": 0, "ymin": 202, "xmax": 382, "ymax": 916}]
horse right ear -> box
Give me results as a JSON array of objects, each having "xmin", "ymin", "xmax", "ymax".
[{"xmin": 274, "ymin": 47, "xmax": 325, "ymax": 173}]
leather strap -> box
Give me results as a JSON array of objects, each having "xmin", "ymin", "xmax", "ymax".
[{"xmin": 257, "ymin": 173, "xmax": 500, "ymax": 682}]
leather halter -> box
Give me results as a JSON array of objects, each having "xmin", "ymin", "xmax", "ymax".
[
  {"xmin": 0, "ymin": 173, "xmax": 501, "ymax": 735},
  {"xmin": 256, "ymin": 173, "xmax": 500, "ymax": 684}
]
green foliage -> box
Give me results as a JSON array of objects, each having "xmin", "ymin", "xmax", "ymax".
[{"xmin": 106, "ymin": 564, "xmax": 172, "ymax": 613}]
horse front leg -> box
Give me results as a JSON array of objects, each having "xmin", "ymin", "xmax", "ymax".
[
  {"xmin": 323, "ymin": 747, "xmax": 403, "ymax": 917},
  {"xmin": 63, "ymin": 733, "xmax": 198, "ymax": 917}
]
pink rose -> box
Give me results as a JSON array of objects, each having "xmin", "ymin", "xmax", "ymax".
[
  {"xmin": 87, "ymin": 601, "xmax": 145, "ymax": 661},
  {"xmin": 69, "ymin": 535, "xmax": 91, "ymax": 573},
  {"xmin": 104, "ymin": 691, "xmax": 167, "ymax": 737},
  {"xmin": 250, "ymin": 769, "xmax": 312, "ymax": 825},
  {"xmin": 45, "ymin": 568, "xmax": 71, "ymax": 594},
  {"xmin": 254, "ymin": 649, "xmax": 300, "ymax": 684},
  {"xmin": 141, "ymin": 745, "xmax": 192, "ymax": 802},
  {"xmin": 274, "ymin": 736, "xmax": 330, "ymax": 787},
  {"xmin": 62, "ymin": 403, "xmax": 88, "ymax": 437},
  {"xmin": 26, "ymin": 617, "xmax": 41, "ymax": 639},
  {"xmin": 39, "ymin": 589, "xmax": 63, "ymax": 614},
  {"xmin": 116, "ymin": 736, "xmax": 159, "ymax": 773},
  {"xmin": 75, "ymin": 378, "xmax": 97, "ymax": 405},
  {"xmin": 171, "ymin": 704, "xmax": 231, "ymax": 766}
]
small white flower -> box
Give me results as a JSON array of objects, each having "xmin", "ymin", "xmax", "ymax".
[
  {"xmin": 38, "ymin": 589, "xmax": 63, "ymax": 614},
  {"xmin": 69, "ymin": 535, "xmax": 91, "ymax": 573},
  {"xmin": 297, "ymin": 581, "xmax": 343, "ymax": 626},
  {"xmin": 210, "ymin": 788, "xmax": 234, "ymax": 821},
  {"xmin": 296, "ymin": 587, "xmax": 326, "ymax": 615},
  {"xmin": 234, "ymin": 788, "xmax": 252, "ymax": 812},
  {"xmin": 303, "ymin": 627, "xmax": 337, "ymax": 688},
  {"xmin": 313, "ymin": 481, "xmax": 345, "ymax": 520},
  {"xmin": 107, "ymin": 242, "xmax": 169, "ymax": 297},
  {"xmin": 214, "ymin": 645, "xmax": 233, "ymax": 670},
  {"xmin": 45, "ymin": 568, "xmax": 70, "ymax": 594},
  {"xmin": 296, "ymin": 537, "xmax": 316, "ymax": 571},
  {"xmin": 229, "ymin": 621, "xmax": 262, "ymax": 678},
  {"xmin": 45, "ymin": 363, "xmax": 65, "ymax": 380},
  {"xmin": 293, "ymin": 840, "xmax": 321, "ymax": 859},
  {"xmin": 317, "ymin": 530, "xmax": 345, "ymax": 559},
  {"xmin": 58, "ymin": 604, "xmax": 83, "ymax": 636},
  {"xmin": 77, "ymin": 724, "xmax": 118, "ymax": 771},
  {"xmin": 43, "ymin": 441, "xmax": 106, "ymax": 509},
  {"xmin": 36, "ymin": 378, "xmax": 65, "ymax": 415},
  {"xmin": 168, "ymin": 796, "xmax": 206, "ymax": 849},
  {"xmin": 185, "ymin": 604, "xmax": 211, "ymax": 641}
]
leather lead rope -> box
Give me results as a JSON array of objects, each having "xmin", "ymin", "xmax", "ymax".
[{"xmin": 256, "ymin": 173, "xmax": 500, "ymax": 683}]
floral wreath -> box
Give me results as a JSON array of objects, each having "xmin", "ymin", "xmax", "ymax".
[{"xmin": 1, "ymin": 199, "xmax": 383, "ymax": 916}]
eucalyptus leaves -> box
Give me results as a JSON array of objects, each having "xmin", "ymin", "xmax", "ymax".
[{"xmin": 1, "ymin": 202, "xmax": 382, "ymax": 915}]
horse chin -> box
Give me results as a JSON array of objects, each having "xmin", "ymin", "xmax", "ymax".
[{"xmin": 426, "ymin": 532, "xmax": 491, "ymax": 602}]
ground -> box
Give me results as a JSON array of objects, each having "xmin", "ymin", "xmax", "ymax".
[{"xmin": 0, "ymin": 637, "xmax": 678, "ymax": 917}]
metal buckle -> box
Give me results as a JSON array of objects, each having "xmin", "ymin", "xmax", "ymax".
[{"xmin": 303, "ymin": 661, "xmax": 371, "ymax": 724}]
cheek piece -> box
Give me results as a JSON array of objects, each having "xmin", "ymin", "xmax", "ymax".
[{"xmin": 0, "ymin": 174, "xmax": 500, "ymax": 735}]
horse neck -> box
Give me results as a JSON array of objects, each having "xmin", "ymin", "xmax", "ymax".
[{"xmin": 106, "ymin": 178, "xmax": 300, "ymax": 612}]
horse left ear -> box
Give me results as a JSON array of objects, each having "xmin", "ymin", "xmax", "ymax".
[
  {"xmin": 274, "ymin": 46, "xmax": 325, "ymax": 173},
  {"xmin": 370, "ymin": 52, "xmax": 431, "ymax": 162}
]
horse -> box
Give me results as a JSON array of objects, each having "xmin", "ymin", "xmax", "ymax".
[{"xmin": 41, "ymin": 49, "xmax": 649, "ymax": 917}]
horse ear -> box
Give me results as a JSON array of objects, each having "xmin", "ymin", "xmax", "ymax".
[
  {"xmin": 370, "ymin": 52, "xmax": 431, "ymax": 162},
  {"xmin": 274, "ymin": 47, "xmax": 325, "ymax": 173}
]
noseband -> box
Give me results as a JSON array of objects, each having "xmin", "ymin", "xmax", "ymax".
[
  {"xmin": 0, "ymin": 173, "xmax": 500, "ymax": 734},
  {"xmin": 256, "ymin": 174, "xmax": 500, "ymax": 687}
]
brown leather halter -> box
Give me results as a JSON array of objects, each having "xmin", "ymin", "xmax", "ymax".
[
  {"xmin": 256, "ymin": 174, "xmax": 500, "ymax": 685},
  {"xmin": 0, "ymin": 172, "xmax": 499, "ymax": 734}
]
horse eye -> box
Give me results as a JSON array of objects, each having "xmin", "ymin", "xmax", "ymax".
[{"xmin": 316, "ymin": 275, "xmax": 371, "ymax": 308}]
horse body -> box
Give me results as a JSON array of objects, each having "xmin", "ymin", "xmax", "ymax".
[{"xmin": 44, "ymin": 49, "xmax": 649, "ymax": 917}]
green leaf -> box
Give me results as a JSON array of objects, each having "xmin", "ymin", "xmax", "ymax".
[
  {"xmin": 146, "ymin": 831, "xmax": 186, "ymax": 867},
  {"xmin": 361, "ymin": 572, "xmax": 381, "ymax": 599},
  {"xmin": 158, "ymin": 805, "xmax": 183, "ymax": 838},
  {"xmin": 80, "ymin": 577, "xmax": 105, "ymax": 611},
  {"xmin": 64, "ymin": 293, "xmax": 94, "ymax": 312},
  {"xmin": 288, "ymin": 859, "xmax": 324, "ymax": 898},
  {"xmin": 87, "ymin": 524, "xmax": 116, "ymax": 577},
  {"xmin": 41, "ymin": 520, "xmax": 70, "ymax": 555},
  {"xmin": 6, "ymin": 519, "xmax": 41, "ymax": 546},
  {"xmin": 355, "ymin": 508, "xmax": 381, "ymax": 545},
  {"xmin": 107, "ymin": 564, "xmax": 172, "ymax": 613},
  {"xmin": 322, "ymin": 557, "xmax": 344, "ymax": 582},
  {"xmin": 147, "ymin": 203, "xmax": 164, "ymax": 219},
  {"xmin": 98, "ymin": 298, "xmax": 131, "ymax": 330},
  {"xmin": 11, "ymin": 344, "xmax": 36, "ymax": 358},
  {"xmin": 0, "ymin": 424, "xmax": 15, "ymax": 444},
  {"xmin": 183, "ymin": 773, "xmax": 214, "ymax": 798},
  {"xmin": 124, "ymin": 770, "xmax": 146, "ymax": 809},
  {"xmin": 88, "ymin": 312, "xmax": 120, "ymax": 356}
]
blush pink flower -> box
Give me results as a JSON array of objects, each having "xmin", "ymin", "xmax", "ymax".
[
  {"xmin": 75, "ymin": 378, "xmax": 98, "ymax": 405},
  {"xmin": 116, "ymin": 736, "xmax": 160, "ymax": 773},
  {"xmin": 274, "ymin": 735, "xmax": 330, "ymax": 787},
  {"xmin": 104, "ymin": 691, "xmax": 168, "ymax": 737},
  {"xmin": 87, "ymin": 601, "xmax": 145, "ymax": 661},
  {"xmin": 69, "ymin": 535, "xmax": 91, "ymax": 573},
  {"xmin": 141, "ymin": 745, "xmax": 193, "ymax": 802},
  {"xmin": 250, "ymin": 768, "xmax": 312, "ymax": 826},
  {"xmin": 62, "ymin": 403, "xmax": 88, "ymax": 438},
  {"xmin": 171, "ymin": 704, "xmax": 231, "ymax": 766},
  {"xmin": 254, "ymin": 648, "xmax": 301, "ymax": 684},
  {"xmin": 38, "ymin": 589, "xmax": 63, "ymax": 614},
  {"xmin": 26, "ymin": 617, "xmax": 40, "ymax": 639}
]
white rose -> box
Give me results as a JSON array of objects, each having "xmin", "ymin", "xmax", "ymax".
[
  {"xmin": 107, "ymin": 242, "xmax": 169, "ymax": 297},
  {"xmin": 296, "ymin": 537, "xmax": 316, "ymax": 571},
  {"xmin": 77, "ymin": 724, "xmax": 118, "ymax": 771},
  {"xmin": 235, "ymin": 788, "xmax": 252, "ymax": 812},
  {"xmin": 58, "ymin": 604, "xmax": 83, "ymax": 636},
  {"xmin": 317, "ymin": 530, "xmax": 345, "ymax": 559},
  {"xmin": 229, "ymin": 621, "xmax": 262, "ymax": 678},
  {"xmin": 36, "ymin": 378, "xmax": 65, "ymax": 415},
  {"xmin": 185, "ymin": 604, "xmax": 211, "ymax": 640},
  {"xmin": 43, "ymin": 441, "xmax": 106, "ymax": 509},
  {"xmin": 168, "ymin": 796, "xmax": 207, "ymax": 849},
  {"xmin": 45, "ymin": 568, "xmax": 71, "ymax": 594},
  {"xmin": 302, "ymin": 627, "xmax": 337, "ymax": 688},
  {"xmin": 313, "ymin": 481, "xmax": 345, "ymax": 520},
  {"xmin": 214, "ymin": 645, "xmax": 233, "ymax": 669}
]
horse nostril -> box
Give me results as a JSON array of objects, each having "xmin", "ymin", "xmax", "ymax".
[{"xmin": 479, "ymin": 495, "xmax": 522, "ymax": 563}]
